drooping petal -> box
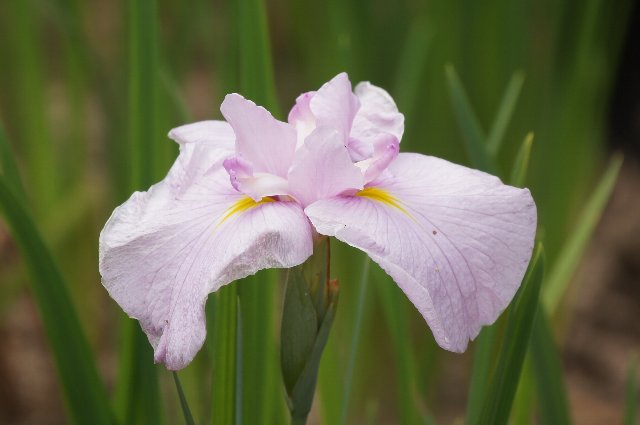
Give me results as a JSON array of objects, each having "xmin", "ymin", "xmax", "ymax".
[
  {"xmin": 220, "ymin": 93, "xmax": 297, "ymax": 177},
  {"xmin": 305, "ymin": 153, "xmax": 536, "ymax": 352},
  {"xmin": 309, "ymin": 73, "xmax": 360, "ymax": 141},
  {"xmin": 288, "ymin": 126, "xmax": 364, "ymax": 207},
  {"xmin": 288, "ymin": 91, "xmax": 317, "ymax": 148},
  {"xmin": 99, "ymin": 143, "xmax": 313, "ymax": 370},
  {"xmin": 350, "ymin": 82, "xmax": 404, "ymax": 159}
]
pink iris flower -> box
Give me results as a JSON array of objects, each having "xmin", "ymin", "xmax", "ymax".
[{"xmin": 99, "ymin": 73, "xmax": 537, "ymax": 370}]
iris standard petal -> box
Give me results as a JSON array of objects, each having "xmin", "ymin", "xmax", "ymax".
[
  {"xmin": 288, "ymin": 126, "xmax": 364, "ymax": 207},
  {"xmin": 99, "ymin": 143, "xmax": 313, "ymax": 370},
  {"xmin": 220, "ymin": 93, "xmax": 297, "ymax": 177},
  {"xmin": 305, "ymin": 153, "xmax": 536, "ymax": 352},
  {"xmin": 350, "ymin": 82, "xmax": 404, "ymax": 159},
  {"xmin": 288, "ymin": 91, "xmax": 317, "ymax": 148},
  {"xmin": 309, "ymin": 72, "xmax": 360, "ymax": 141}
]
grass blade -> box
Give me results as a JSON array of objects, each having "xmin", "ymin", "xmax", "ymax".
[
  {"xmin": 487, "ymin": 72, "xmax": 525, "ymax": 155},
  {"xmin": 623, "ymin": 358, "xmax": 637, "ymax": 425},
  {"xmin": 339, "ymin": 257, "xmax": 371, "ymax": 425},
  {"xmin": 530, "ymin": 308, "xmax": 571, "ymax": 425},
  {"xmin": 0, "ymin": 123, "xmax": 26, "ymax": 201},
  {"xmin": 234, "ymin": 0, "xmax": 279, "ymax": 115},
  {"xmin": 445, "ymin": 64, "xmax": 497, "ymax": 174},
  {"xmin": 476, "ymin": 244, "xmax": 544, "ymax": 425},
  {"xmin": 114, "ymin": 1, "xmax": 163, "ymax": 424},
  {"xmin": 0, "ymin": 177, "xmax": 113, "ymax": 425},
  {"xmin": 376, "ymin": 273, "xmax": 421, "ymax": 425},
  {"xmin": 510, "ymin": 133, "xmax": 534, "ymax": 188},
  {"xmin": 466, "ymin": 324, "xmax": 500, "ymax": 425},
  {"xmin": 173, "ymin": 373, "xmax": 197, "ymax": 425},
  {"xmin": 543, "ymin": 154, "xmax": 623, "ymax": 314},
  {"xmin": 211, "ymin": 285, "xmax": 238, "ymax": 425},
  {"xmin": 393, "ymin": 21, "xmax": 432, "ymax": 131},
  {"xmin": 230, "ymin": 0, "xmax": 281, "ymax": 422}
]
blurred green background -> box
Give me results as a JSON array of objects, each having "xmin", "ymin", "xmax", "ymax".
[{"xmin": 0, "ymin": 0, "xmax": 638, "ymax": 424}]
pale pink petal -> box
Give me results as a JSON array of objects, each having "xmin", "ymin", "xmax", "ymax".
[
  {"xmin": 351, "ymin": 82, "xmax": 404, "ymax": 153},
  {"xmin": 288, "ymin": 91, "xmax": 317, "ymax": 148},
  {"xmin": 99, "ymin": 143, "xmax": 313, "ymax": 370},
  {"xmin": 223, "ymin": 155, "xmax": 290, "ymax": 201},
  {"xmin": 168, "ymin": 120, "xmax": 236, "ymax": 149},
  {"xmin": 355, "ymin": 133, "xmax": 400, "ymax": 183},
  {"xmin": 220, "ymin": 94, "xmax": 297, "ymax": 177},
  {"xmin": 309, "ymin": 73, "xmax": 360, "ymax": 141},
  {"xmin": 305, "ymin": 153, "xmax": 536, "ymax": 352},
  {"xmin": 288, "ymin": 127, "xmax": 364, "ymax": 207}
]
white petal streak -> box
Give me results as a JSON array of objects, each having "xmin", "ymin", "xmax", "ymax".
[
  {"xmin": 99, "ymin": 144, "xmax": 312, "ymax": 370},
  {"xmin": 306, "ymin": 153, "xmax": 536, "ymax": 352}
]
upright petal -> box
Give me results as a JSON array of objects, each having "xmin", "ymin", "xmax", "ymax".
[
  {"xmin": 309, "ymin": 73, "xmax": 360, "ymax": 141},
  {"xmin": 288, "ymin": 91, "xmax": 317, "ymax": 147},
  {"xmin": 99, "ymin": 143, "xmax": 313, "ymax": 370},
  {"xmin": 350, "ymin": 82, "xmax": 404, "ymax": 158},
  {"xmin": 288, "ymin": 127, "xmax": 364, "ymax": 207},
  {"xmin": 221, "ymin": 94, "xmax": 297, "ymax": 177},
  {"xmin": 305, "ymin": 153, "xmax": 536, "ymax": 352}
]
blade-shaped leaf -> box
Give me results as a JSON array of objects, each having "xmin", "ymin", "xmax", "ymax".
[
  {"xmin": 487, "ymin": 72, "xmax": 525, "ymax": 155},
  {"xmin": 0, "ymin": 177, "xmax": 114, "ymax": 425},
  {"xmin": 114, "ymin": 1, "xmax": 163, "ymax": 423},
  {"xmin": 377, "ymin": 273, "xmax": 421, "ymax": 425},
  {"xmin": 623, "ymin": 358, "xmax": 637, "ymax": 425},
  {"xmin": 445, "ymin": 64, "xmax": 497, "ymax": 174},
  {"xmin": 543, "ymin": 154, "xmax": 623, "ymax": 314},
  {"xmin": 476, "ymin": 244, "xmax": 544, "ymax": 425},
  {"xmin": 0, "ymin": 123, "xmax": 26, "ymax": 201},
  {"xmin": 211, "ymin": 284, "xmax": 239, "ymax": 425},
  {"xmin": 530, "ymin": 307, "xmax": 571, "ymax": 425},
  {"xmin": 173, "ymin": 372, "xmax": 197, "ymax": 425},
  {"xmin": 466, "ymin": 323, "xmax": 500, "ymax": 425},
  {"xmin": 339, "ymin": 257, "xmax": 371, "ymax": 425},
  {"xmin": 231, "ymin": 0, "xmax": 282, "ymax": 422},
  {"xmin": 510, "ymin": 132, "xmax": 534, "ymax": 188}
]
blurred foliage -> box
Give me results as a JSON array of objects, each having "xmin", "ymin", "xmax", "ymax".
[{"xmin": 0, "ymin": 0, "xmax": 634, "ymax": 424}]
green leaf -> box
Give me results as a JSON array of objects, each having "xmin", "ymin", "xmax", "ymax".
[
  {"xmin": 530, "ymin": 307, "xmax": 571, "ymax": 425},
  {"xmin": 623, "ymin": 358, "xmax": 637, "ymax": 425},
  {"xmin": 445, "ymin": 64, "xmax": 497, "ymax": 174},
  {"xmin": 487, "ymin": 72, "xmax": 525, "ymax": 155},
  {"xmin": 543, "ymin": 154, "xmax": 623, "ymax": 314},
  {"xmin": 281, "ymin": 268, "xmax": 320, "ymax": 398},
  {"xmin": 173, "ymin": 372, "xmax": 197, "ymax": 425},
  {"xmin": 211, "ymin": 284, "xmax": 239, "ymax": 425},
  {"xmin": 393, "ymin": 21, "xmax": 432, "ymax": 129},
  {"xmin": 476, "ymin": 244, "xmax": 544, "ymax": 425},
  {"xmin": 466, "ymin": 323, "xmax": 500, "ymax": 425},
  {"xmin": 231, "ymin": 0, "xmax": 282, "ymax": 422},
  {"xmin": 510, "ymin": 132, "xmax": 534, "ymax": 188},
  {"xmin": 0, "ymin": 177, "xmax": 114, "ymax": 425},
  {"xmin": 0, "ymin": 123, "xmax": 26, "ymax": 202},
  {"xmin": 114, "ymin": 1, "xmax": 164, "ymax": 423},
  {"xmin": 376, "ymin": 273, "xmax": 421, "ymax": 425},
  {"xmin": 233, "ymin": 0, "xmax": 279, "ymax": 114},
  {"xmin": 339, "ymin": 257, "xmax": 371, "ymax": 425},
  {"xmin": 289, "ymin": 283, "xmax": 339, "ymax": 424}
]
